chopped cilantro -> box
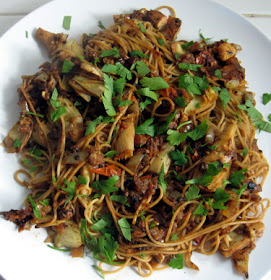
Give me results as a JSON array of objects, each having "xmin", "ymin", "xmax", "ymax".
[
  {"xmin": 230, "ymin": 169, "xmax": 247, "ymax": 187},
  {"xmin": 219, "ymin": 88, "xmax": 230, "ymax": 109},
  {"xmin": 100, "ymin": 48, "xmax": 120, "ymax": 58},
  {"xmin": 157, "ymin": 111, "xmax": 177, "ymax": 135},
  {"xmin": 23, "ymin": 110, "xmax": 44, "ymax": 118},
  {"xmin": 118, "ymin": 100, "xmax": 133, "ymax": 107},
  {"xmin": 109, "ymin": 195, "xmax": 130, "ymax": 207},
  {"xmin": 268, "ymin": 114, "xmax": 271, "ymax": 122},
  {"xmin": 178, "ymin": 63, "xmax": 203, "ymax": 71},
  {"xmin": 136, "ymin": 87, "xmax": 158, "ymax": 101},
  {"xmin": 104, "ymin": 150, "xmax": 117, "ymax": 159},
  {"xmin": 193, "ymin": 201, "xmax": 208, "ymax": 216}
]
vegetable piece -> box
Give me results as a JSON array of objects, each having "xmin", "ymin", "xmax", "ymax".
[
  {"xmin": 168, "ymin": 254, "xmax": 184, "ymax": 269},
  {"xmin": 90, "ymin": 165, "xmax": 122, "ymax": 177},
  {"xmin": 63, "ymin": 16, "xmax": 72, "ymax": 30},
  {"xmin": 102, "ymin": 74, "xmax": 116, "ymax": 116},
  {"xmin": 118, "ymin": 217, "xmax": 131, "ymax": 241},
  {"xmin": 135, "ymin": 118, "xmax": 155, "ymax": 137},
  {"xmin": 158, "ymin": 163, "xmax": 167, "ymax": 194},
  {"xmin": 148, "ymin": 143, "xmax": 174, "ymax": 174},
  {"xmin": 185, "ymin": 185, "xmax": 201, "ymax": 201},
  {"xmin": 140, "ymin": 77, "xmax": 169, "ymax": 90},
  {"xmin": 54, "ymin": 221, "xmax": 83, "ymax": 248},
  {"xmin": 91, "ymin": 176, "xmax": 119, "ymax": 194},
  {"xmin": 104, "ymin": 150, "xmax": 117, "ymax": 159}
]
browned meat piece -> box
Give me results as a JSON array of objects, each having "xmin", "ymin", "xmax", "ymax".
[
  {"xmin": 180, "ymin": 53, "xmax": 195, "ymax": 64},
  {"xmin": 144, "ymin": 10, "xmax": 167, "ymax": 30},
  {"xmin": 0, "ymin": 208, "xmax": 33, "ymax": 231},
  {"xmin": 217, "ymin": 42, "xmax": 237, "ymax": 61},
  {"xmin": 149, "ymin": 226, "xmax": 166, "ymax": 241},
  {"xmin": 88, "ymin": 145, "xmax": 104, "ymax": 166},
  {"xmin": 162, "ymin": 16, "xmax": 182, "ymax": 41},
  {"xmin": 35, "ymin": 28, "xmax": 68, "ymax": 56},
  {"xmin": 221, "ymin": 57, "xmax": 245, "ymax": 82}
]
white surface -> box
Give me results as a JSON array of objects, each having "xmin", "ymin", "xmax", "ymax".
[{"xmin": 0, "ymin": 0, "xmax": 271, "ymax": 280}]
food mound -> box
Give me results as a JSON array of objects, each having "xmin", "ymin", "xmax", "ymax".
[{"xmin": 1, "ymin": 7, "xmax": 269, "ymax": 278}]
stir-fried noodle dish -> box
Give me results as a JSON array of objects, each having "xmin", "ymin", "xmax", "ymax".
[{"xmin": 1, "ymin": 6, "xmax": 270, "ymax": 278}]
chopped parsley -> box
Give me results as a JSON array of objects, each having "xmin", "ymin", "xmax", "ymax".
[
  {"xmin": 25, "ymin": 30, "xmax": 28, "ymax": 38},
  {"xmin": 113, "ymin": 78, "xmax": 126, "ymax": 94},
  {"xmin": 50, "ymin": 106, "xmax": 66, "ymax": 122},
  {"xmin": 232, "ymin": 185, "xmax": 247, "ymax": 199},
  {"xmin": 179, "ymin": 73, "xmax": 209, "ymax": 95},
  {"xmin": 219, "ymin": 88, "xmax": 231, "ymax": 109},
  {"xmin": 136, "ymin": 87, "xmax": 158, "ymax": 101},
  {"xmin": 23, "ymin": 110, "xmax": 44, "ymax": 118},
  {"xmin": 91, "ymin": 176, "xmax": 119, "ymax": 194},
  {"xmin": 102, "ymin": 74, "xmax": 116, "ymax": 117},
  {"xmin": 171, "ymin": 233, "xmax": 179, "ymax": 241},
  {"xmin": 168, "ymin": 254, "xmax": 184, "ymax": 269},
  {"xmin": 135, "ymin": 118, "xmax": 156, "ymax": 137},
  {"xmin": 78, "ymin": 175, "xmax": 88, "ymax": 185},
  {"xmin": 157, "ymin": 38, "xmax": 165, "ymax": 46},
  {"xmin": 158, "ymin": 163, "xmax": 167, "ymax": 194},
  {"xmin": 100, "ymin": 48, "xmax": 120, "ymax": 58},
  {"xmin": 62, "ymin": 179, "xmax": 76, "ymax": 206},
  {"xmin": 109, "ymin": 195, "xmax": 130, "ymax": 207},
  {"xmin": 140, "ymin": 77, "xmax": 169, "ymax": 90},
  {"xmin": 47, "ymin": 245, "xmax": 71, "ymax": 252},
  {"xmin": 98, "ymin": 20, "xmax": 106, "ymax": 30},
  {"xmin": 240, "ymin": 147, "xmax": 248, "ymax": 157},
  {"xmin": 138, "ymin": 22, "xmax": 146, "ymax": 33},
  {"xmin": 185, "ymin": 185, "xmax": 201, "ymax": 201},
  {"xmin": 118, "ymin": 217, "xmax": 131, "ymax": 241},
  {"xmin": 135, "ymin": 60, "xmax": 151, "ymax": 76},
  {"xmin": 13, "ymin": 139, "xmax": 21, "ymax": 148},
  {"xmin": 178, "ymin": 63, "xmax": 203, "ymax": 71},
  {"xmin": 130, "ymin": 50, "xmax": 149, "ymax": 58},
  {"xmin": 263, "ymin": 93, "xmax": 271, "ymax": 105},
  {"xmin": 229, "ymin": 169, "xmax": 247, "ymax": 187},
  {"xmin": 92, "ymin": 265, "xmax": 105, "ymax": 279},
  {"xmin": 193, "ymin": 201, "xmax": 208, "ymax": 216},
  {"xmin": 85, "ymin": 115, "xmax": 114, "ymax": 136},
  {"xmin": 28, "ymin": 196, "xmax": 41, "ymax": 218},
  {"xmin": 104, "ymin": 150, "xmax": 117, "ymax": 159},
  {"xmin": 214, "ymin": 69, "xmax": 222, "ymax": 79},
  {"xmin": 187, "ymin": 119, "xmax": 209, "ymax": 141},
  {"xmin": 61, "ymin": 59, "xmax": 74, "ymax": 73},
  {"xmin": 157, "ymin": 111, "xmax": 177, "ymax": 135},
  {"xmin": 170, "ymin": 150, "xmax": 188, "ymax": 166}
]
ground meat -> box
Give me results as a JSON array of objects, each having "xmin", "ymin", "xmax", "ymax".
[{"xmin": 221, "ymin": 57, "xmax": 245, "ymax": 82}]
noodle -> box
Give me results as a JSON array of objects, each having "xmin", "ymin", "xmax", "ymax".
[{"xmin": 1, "ymin": 6, "xmax": 270, "ymax": 279}]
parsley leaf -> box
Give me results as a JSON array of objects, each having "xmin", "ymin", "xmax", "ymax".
[
  {"xmin": 113, "ymin": 78, "xmax": 126, "ymax": 94},
  {"xmin": 102, "ymin": 74, "xmax": 116, "ymax": 116},
  {"xmin": 230, "ymin": 169, "xmax": 247, "ymax": 187},
  {"xmin": 199, "ymin": 31, "xmax": 213, "ymax": 42},
  {"xmin": 193, "ymin": 201, "xmax": 208, "ymax": 216},
  {"xmin": 139, "ymin": 98, "xmax": 152, "ymax": 111},
  {"xmin": 109, "ymin": 195, "xmax": 130, "ymax": 207},
  {"xmin": 240, "ymin": 147, "xmax": 248, "ymax": 157},
  {"xmin": 170, "ymin": 150, "xmax": 188, "ymax": 166},
  {"xmin": 91, "ymin": 176, "xmax": 119, "ymax": 194},
  {"xmin": 115, "ymin": 62, "xmax": 132, "ymax": 80},
  {"xmin": 100, "ymin": 48, "xmax": 120, "ymax": 58},
  {"xmin": 136, "ymin": 87, "xmax": 158, "ymax": 101},
  {"xmin": 157, "ymin": 111, "xmax": 177, "ymax": 135},
  {"xmin": 62, "ymin": 59, "xmax": 74, "ymax": 73},
  {"xmin": 138, "ymin": 22, "xmax": 146, "ymax": 33},
  {"xmin": 219, "ymin": 88, "xmax": 230, "ymax": 109},
  {"xmin": 78, "ymin": 175, "xmax": 88, "ymax": 185},
  {"xmin": 171, "ymin": 233, "xmax": 178, "ymax": 241},
  {"xmin": 263, "ymin": 93, "xmax": 271, "ymax": 105},
  {"xmin": 13, "ymin": 139, "xmax": 21, "ymax": 148},
  {"xmin": 182, "ymin": 41, "xmax": 194, "ymax": 49},
  {"xmin": 28, "ymin": 196, "xmax": 41, "ymax": 218},
  {"xmin": 63, "ymin": 16, "xmax": 72, "ymax": 30},
  {"xmin": 157, "ymin": 38, "xmax": 165, "ymax": 46},
  {"xmin": 23, "ymin": 110, "xmax": 44, "ymax": 118},
  {"xmin": 50, "ymin": 106, "xmax": 66, "ymax": 122},
  {"xmin": 118, "ymin": 217, "xmax": 131, "ymax": 241},
  {"xmin": 98, "ymin": 20, "xmax": 106, "ymax": 30},
  {"xmin": 167, "ymin": 130, "xmax": 187, "ymax": 146},
  {"xmin": 185, "ymin": 185, "xmax": 201, "ymax": 201},
  {"xmin": 179, "ymin": 73, "xmax": 209, "ymax": 95},
  {"xmin": 135, "ymin": 118, "xmax": 156, "ymax": 137},
  {"xmin": 136, "ymin": 60, "xmax": 151, "ymax": 76},
  {"xmin": 118, "ymin": 100, "xmax": 133, "ymax": 107},
  {"xmin": 268, "ymin": 114, "xmax": 271, "ymax": 122},
  {"xmin": 178, "ymin": 63, "xmax": 203, "ymax": 71},
  {"xmin": 130, "ymin": 50, "xmax": 149, "ymax": 58},
  {"xmin": 213, "ymin": 188, "xmax": 230, "ymax": 203},
  {"xmin": 214, "ymin": 69, "xmax": 222, "ymax": 79},
  {"xmin": 50, "ymin": 88, "xmax": 61, "ymax": 108},
  {"xmin": 174, "ymin": 96, "xmax": 186, "ymax": 108},
  {"xmin": 232, "ymin": 185, "xmax": 247, "ymax": 199},
  {"xmin": 98, "ymin": 233, "xmax": 118, "ymax": 263},
  {"xmin": 62, "ymin": 180, "xmax": 76, "ymax": 206},
  {"xmin": 85, "ymin": 116, "xmax": 103, "ymax": 135},
  {"xmin": 140, "ymin": 77, "xmax": 169, "ymax": 90},
  {"xmin": 104, "ymin": 150, "xmax": 117, "ymax": 159},
  {"xmin": 47, "ymin": 245, "xmax": 71, "ymax": 252},
  {"xmin": 238, "ymin": 100, "xmax": 271, "ymax": 132},
  {"xmin": 158, "ymin": 163, "xmax": 167, "ymax": 194},
  {"xmin": 92, "ymin": 265, "xmax": 105, "ymax": 279},
  {"xmin": 187, "ymin": 119, "xmax": 208, "ymax": 141},
  {"xmin": 168, "ymin": 254, "xmax": 184, "ymax": 269}
]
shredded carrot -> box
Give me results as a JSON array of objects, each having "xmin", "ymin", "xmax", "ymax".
[{"xmin": 90, "ymin": 164, "xmax": 122, "ymax": 177}]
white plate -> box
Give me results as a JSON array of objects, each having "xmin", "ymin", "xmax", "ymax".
[{"xmin": 0, "ymin": 0, "xmax": 271, "ymax": 279}]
